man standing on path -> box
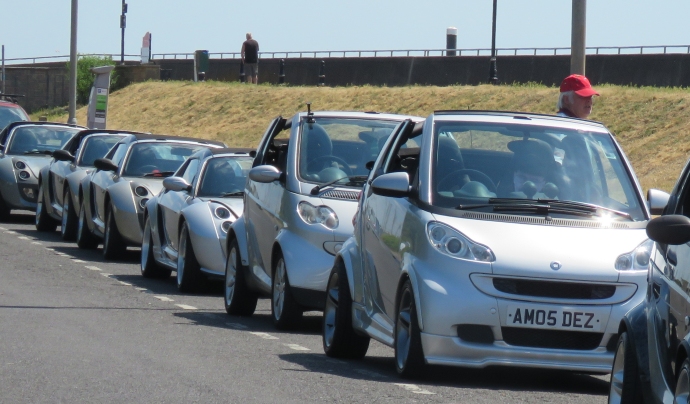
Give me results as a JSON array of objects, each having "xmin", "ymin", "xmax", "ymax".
[
  {"xmin": 556, "ymin": 74, "xmax": 599, "ymax": 119},
  {"xmin": 241, "ymin": 33, "xmax": 259, "ymax": 84}
]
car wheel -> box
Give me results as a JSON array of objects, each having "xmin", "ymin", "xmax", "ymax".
[
  {"xmin": 395, "ymin": 280, "xmax": 425, "ymax": 378},
  {"xmin": 60, "ymin": 190, "xmax": 78, "ymax": 240},
  {"xmin": 177, "ymin": 222, "xmax": 203, "ymax": 292},
  {"xmin": 271, "ymin": 253, "xmax": 303, "ymax": 329},
  {"xmin": 140, "ymin": 216, "xmax": 171, "ymax": 279},
  {"xmin": 224, "ymin": 237, "xmax": 258, "ymax": 316},
  {"xmin": 76, "ymin": 201, "xmax": 99, "ymax": 249},
  {"xmin": 35, "ymin": 185, "xmax": 58, "ymax": 232},
  {"xmin": 676, "ymin": 358, "xmax": 690, "ymax": 404},
  {"xmin": 103, "ymin": 203, "xmax": 126, "ymax": 260},
  {"xmin": 0, "ymin": 195, "xmax": 11, "ymax": 222},
  {"xmin": 608, "ymin": 331, "xmax": 643, "ymax": 404},
  {"xmin": 322, "ymin": 259, "xmax": 370, "ymax": 359}
]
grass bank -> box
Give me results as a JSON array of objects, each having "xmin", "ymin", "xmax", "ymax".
[{"xmin": 35, "ymin": 81, "xmax": 690, "ymax": 192}]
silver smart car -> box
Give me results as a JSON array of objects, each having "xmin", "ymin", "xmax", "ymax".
[
  {"xmin": 322, "ymin": 111, "xmax": 662, "ymax": 377},
  {"xmin": 141, "ymin": 147, "xmax": 254, "ymax": 292},
  {"xmin": 0, "ymin": 121, "xmax": 83, "ymax": 219},
  {"xmin": 76, "ymin": 133, "xmax": 224, "ymax": 258},
  {"xmin": 225, "ymin": 110, "xmax": 422, "ymax": 329},
  {"xmin": 36, "ymin": 130, "xmax": 132, "ymax": 238}
]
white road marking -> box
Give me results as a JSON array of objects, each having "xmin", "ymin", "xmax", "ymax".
[
  {"xmin": 100, "ymin": 273, "xmax": 113, "ymax": 278},
  {"xmin": 55, "ymin": 252, "xmax": 68, "ymax": 256},
  {"xmin": 0, "ymin": 226, "xmax": 6, "ymax": 230},
  {"xmin": 283, "ymin": 343, "xmax": 310, "ymax": 351},
  {"xmin": 175, "ymin": 304, "xmax": 197, "ymax": 310},
  {"xmin": 72, "ymin": 259, "xmax": 85, "ymax": 263},
  {"xmin": 18, "ymin": 236, "xmax": 30, "ymax": 240},
  {"xmin": 45, "ymin": 247, "xmax": 54, "ymax": 251},
  {"xmin": 249, "ymin": 332, "xmax": 279, "ymax": 340},
  {"xmin": 117, "ymin": 281, "xmax": 132, "ymax": 286},
  {"xmin": 154, "ymin": 296, "xmax": 174, "ymax": 302},
  {"xmin": 225, "ymin": 322, "xmax": 249, "ymax": 330},
  {"xmin": 85, "ymin": 266, "xmax": 102, "ymax": 271},
  {"xmin": 4, "ymin": 230, "xmax": 16, "ymax": 234},
  {"xmin": 134, "ymin": 287, "xmax": 147, "ymax": 292},
  {"xmin": 31, "ymin": 242, "xmax": 42, "ymax": 245},
  {"xmin": 393, "ymin": 384, "xmax": 436, "ymax": 395}
]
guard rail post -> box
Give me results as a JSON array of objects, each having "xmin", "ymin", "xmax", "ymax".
[
  {"xmin": 318, "ymin": 60, "xmax": 325, "ymax": 86},
  {"xmin": 278, "ymin": 59, "xmax": 285, "ymax": 84}
]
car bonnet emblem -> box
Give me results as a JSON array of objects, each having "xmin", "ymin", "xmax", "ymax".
[{"xmin": 550, "ymin": 261, "xmax": 562, "ymax": 270}]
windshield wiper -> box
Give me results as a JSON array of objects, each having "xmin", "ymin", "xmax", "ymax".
[
  {"xmin": 310, "ymin": 175, "xmax": 369, "ymax": 195},
  {"xmin": 220, "ymin": 191, "xmax": 244, "ymax": 197},
  {"xmin": 23, "ymin": 150, "xmax": 53, "ymax": 155},
  {"xmin": 456, "ymin": 198, "xmax": 633, "ymax": 220},
  {"xmin": 142, "ymin": 171, "xmax": 175, "ymax": 178}
]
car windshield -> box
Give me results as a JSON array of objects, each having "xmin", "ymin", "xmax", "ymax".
[
  {"xmin": 77, "ymin": 135, "xmax": 125, "ymax": 166},
  {"xmin": 298, "ymin": 117, "xmax": 399, "ymax": 186},
  {"xmin": 122, "ymin": 142, "xmax": 205, "ymax": 177},
  {"xmin": 432, "ymin": 121, "xmax": 646, "ymax": 221},
  {"xmin": 197, "ymin": 156, "xmax": 253, "ymax": 197},
  {"xmin": 0, "ymin": 106, "xmax": 29, "ymax": 131},
  {"xmin": 6, "ymin": 125, "xmax": 78, "ymax": 155}
]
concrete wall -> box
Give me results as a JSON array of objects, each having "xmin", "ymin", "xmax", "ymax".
[{"xmin": 7, "ymin": 53, "xmax": 690, "ymax": 113}]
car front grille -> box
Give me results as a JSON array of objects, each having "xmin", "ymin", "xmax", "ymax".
[
  {"xmin": 501, "ymin": 327, "xmax": 603, "ymax": 350},
  {"xmin": 492, "ymin": 278, "xmax": 616, "ymax": 300},
  {"xmin": 320, "ymin": 189, "xmax": 359, "ymax": 201}
]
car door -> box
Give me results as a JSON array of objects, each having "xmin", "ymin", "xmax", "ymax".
[
  {"xmin": 92, "ymin": 143, "xmax": 128, "ymax": 228},
  {"xmin": 361, "ymin": 120, "xmax": 417, "ymax": 322},
  {"xmin": 160, "ymin": 158, "xmax": 199, "ymax": 252},
  {"xmin": 48, "ymin": 159, "xmax": 69, "ymax": 212}
]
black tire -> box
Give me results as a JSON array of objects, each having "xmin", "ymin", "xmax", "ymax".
[
  {"xmin": 35, "ymin": 184, "xmax": 58, "ymax": 232},
  {"xmin": 140, "ymin": 216, "xmax": 171, "ymax": 279},
  {"xmin": 271, "ymin": 253, "xmax": 303, "ymax": 329},
  {"xmin": 60, "ymin": 190, "xmax": 78, "ymax": 240},
  {"xmin": 76, "ymin": 200, "xmax": 99, "ymax": 249},
  {"xmin": 608, "ymin": 331, "xmax": 643, "ymax": 404},
  {"xmin": 224, "ymin": 237, "xmax": 258, "ymax": 316},
  {"xmin": 395, "ymin": 280, "xmax": 425, "ymax": 378},
  {"xmin": 322, "ymin": 260, "xmax": 370, "ymax": 359},
  {"xmin": 675, "ymin": 358, "xmax": 690, "ymax": 404},
  {"xmin": 0, "ymin": 196, "xmax": 11, "ymax": 222},
  {"xmin": 176, "ymin": 222, "xmax": 203, "ymax": 292},
  {"xmin": 103, "ymin": 203, "xmax": 126, "ymax": 260}
]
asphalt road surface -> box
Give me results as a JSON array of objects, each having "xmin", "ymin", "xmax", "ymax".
[{"xmin": 0, "ymin": 213, "xmax": 610, "ymax": 403}]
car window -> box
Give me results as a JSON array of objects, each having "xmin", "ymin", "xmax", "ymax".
[
  {"xmin": 6, "ymin": 126, "xmax": 79, "ymax": 155},
  {"xmin": 78, "ymin": 135, "xmax": 124, "ymax": 167},
  {"xmin": 0, "ymin": 106, "xmax": 29, "ymax": 131},
  {"xmin": 181, "ymin": 159, "xmax": 200, "ymax": 184},
  {"xmin": 197, "ymin": 156, "xmax": 253, "ymax": 197},
  {"xmin": 110, "ymin": 143, "xmax": 128, "ymax": 166},
  {"xmin": 122, "ymin": 142, "xmax": 204, "ymax": 177},
  {"xmin": 298, "ymin": 118, "xmax": 399, "ymax": 186},
  {"xmin": 431, "ymin": 122, "xmax": 645, "ymax": 221}
]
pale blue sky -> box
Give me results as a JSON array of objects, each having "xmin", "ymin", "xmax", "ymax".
[{"xmin": 3, "ymin": 1, "xmax": 689, "ymax": 60}]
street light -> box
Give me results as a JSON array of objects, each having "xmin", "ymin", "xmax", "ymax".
[
  {"xmin": 68, "ymin": 0, "xmax": 78, "ymax": 124},
  {"xmin": 120, "ymin": 0, "xmax": 128, "ymax": 64},
  {"xmin": 488, "ymin": 0, "xmax": 499, "ymax": 85}
]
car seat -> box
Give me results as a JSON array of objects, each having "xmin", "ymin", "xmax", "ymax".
[{"xmin": 496, "ymin": 139, "xmax": 560, "ymax": 198}]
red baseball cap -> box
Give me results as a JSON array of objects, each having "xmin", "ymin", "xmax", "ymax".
[{"xmin": 560, "ymin": 74, "xmax": 599, "ymax": 97}]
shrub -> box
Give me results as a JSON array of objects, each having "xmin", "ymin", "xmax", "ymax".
[{"xmin": 66, "ymin": 55, "xmax": 118, "ymax": 105}]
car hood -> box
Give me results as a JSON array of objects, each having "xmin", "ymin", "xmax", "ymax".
[
  {"xmin": 437, "ymin": 215, "xmax": 648, "ymax": 282},
  {"xmin": 199, "ymin": 197, "xmax": 244, "ymax": 218}
]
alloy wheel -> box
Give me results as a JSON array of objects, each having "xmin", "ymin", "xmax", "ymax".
[
  {"xmin": 273, "ymin": 259, "xmax": 286, "ymax": 320},
  {"xmin": 609, "ymin": 336, "xmax": 626, "ymax": 404},
  {"xmin": 177, "ymin": 229, "xmax": 187, "ymax": 286},
  {"xmin": 396, "ymin": 288, "xmax": 413, "ymax": 371},
  {"xmin": 141, "ymin": 221, "xmax": 152, "ymax": 270},
  {"xmin": 225, "ymin": 246, "xmax": 238, "ymax": 306},
  {"xmin": 323, "ymin": 271, "xmax": 339, "ymax": 349},
  {"xmin": 676, "ymin": 363, "xmax": 690, "ymax": 404}
]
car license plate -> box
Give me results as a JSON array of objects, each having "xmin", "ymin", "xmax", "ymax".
[{"xmin": 505, "ymin": 304, "xmax": 604, "ymax": 332}]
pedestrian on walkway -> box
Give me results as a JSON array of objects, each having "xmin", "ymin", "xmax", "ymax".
[
  {"xmin": 241, "ymin": 33, "xmax": 259, "ymax": 84},
  {"xmin": 556, "ymin": 74, "xmax": 599, "ymax": 119}
]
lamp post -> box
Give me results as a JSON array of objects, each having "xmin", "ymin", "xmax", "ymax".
[
  {"xmin": 488, "ymin": 0, "xmax": 499, "ymax": 85},
  {"xmin": 68, "ymin": 0, "xmax": 78, "ymax": 124},
  {"xmin": 120, "ymin": 0, "xmax": 128, "ymax": 64}
]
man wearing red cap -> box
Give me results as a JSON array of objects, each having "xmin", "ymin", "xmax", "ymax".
[{"xmin": 557, "ymin": 74, "xmax": 600, "ymax": 119}]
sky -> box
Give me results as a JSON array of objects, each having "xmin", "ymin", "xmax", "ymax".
[{"xmin": 2, "ymin": 0, "xmax": 690, "ymax": 61}]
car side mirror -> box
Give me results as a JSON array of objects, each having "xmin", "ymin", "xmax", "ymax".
[
  {"xmin": 163, "ymin": 176, "xmax": 192, "ymax": 192},
  {"xmin": 647, "ymin": 215, "xmax": 690, "ymax": 245},
  {"xmin": 93, "ymin": 158, "xmax": 118, "ymax": 172},
  {"xmin": 53, "ymin": 149, "xmax": 75, "ymax": 163},
  {"xmin": 249, "ymin": 165, "xmax": 282, "ymax": 183},
  {"xmin": 371, "ymin": 172, "xmax": 410, "ymax": 198},
  {"xmin": 647, "ymin": 189, "xmax": 670, "ymax": 215}
]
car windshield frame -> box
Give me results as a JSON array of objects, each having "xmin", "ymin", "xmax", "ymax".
[
  {"xmin": 296, "ymin": 117, "xmax": 401, "ymax": 188},
  {"xmin": 5, "ymin": 125, "xmax": 79, "ymax": 155},
  {"xmin": 121, "ymin": 141, "xmax": 207, "ymax": 178},
  {"xmin": 428, "ymin": 120, "xmax": 647, "ymax": 221},
  {"xmin": 196, "ymin": 155, "xmax": 254, "ymax": 197}
]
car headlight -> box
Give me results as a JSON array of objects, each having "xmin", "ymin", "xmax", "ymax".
[
  {"xmin": 139, "ymin": 198, "xmax": 149, "ymax": 209},
  {"xmin": 134, "ymin": 186, "xmax": 149, "ymax": 197},
  {"xmin": 14, "ymin": 161, "xmax": 26, "ymax": 170},
  {"xmin": 615, "ymin": 239, "xmax": 653, "ymax": 270},
  {"xmin": 221, "ymin": 221, "xmax": 232, "ymax": 233},
  {"xmin": 18, "ymin": 170, "xmax": 30, "ymax": 180},
  {"xmin": 215, "ymin": 206, "xmax": 231, "ymax": 220},
  {"xmin": 297, "ymin": 201, "xmax": 339, "ymax": 229},
  {"xmin": 427, "ymin": 221, "xmax": 495, "ymax": 262}
]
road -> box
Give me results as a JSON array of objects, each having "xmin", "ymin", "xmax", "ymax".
[{"xmin": 0, "ymin": 213, "xmax": 609, "ymax": 403}]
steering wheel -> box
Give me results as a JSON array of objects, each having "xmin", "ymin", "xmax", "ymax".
[
  {"xmin": 438, "ymin": 169, "xmax": 497, "ymax": 194},
  {"xmin": 307, "ymin": 155, "xmax": 353, "ymax": 176},
  {"xmin": 138, "ymin": 165, "xmax": 158, "ymax": 174}
]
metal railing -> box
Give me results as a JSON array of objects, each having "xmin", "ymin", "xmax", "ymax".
[{"xmin": 6, "ymin": 45, "xmax": 690, "ymax": 64}]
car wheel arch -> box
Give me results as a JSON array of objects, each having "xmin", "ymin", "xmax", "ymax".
[
  {"xmin": 676, "ymin": 342, "xmax": 690, "ymax": 381},
  {"xmin": 270, "ymin": 241, "xmax": 284, "ymax": 278},
  {"xmin": 395, "ymin": 269, "xmax": 424, "ymax": 332}
]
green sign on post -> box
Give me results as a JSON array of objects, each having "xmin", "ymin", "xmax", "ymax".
[{"xmin": 87, "ymin": 65, "xmax": 115, "ymax": 129}]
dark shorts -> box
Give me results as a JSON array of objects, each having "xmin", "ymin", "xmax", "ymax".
[{"xmin": 245, "ymin": 63, "xmax": 258, "ymax": 77}]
